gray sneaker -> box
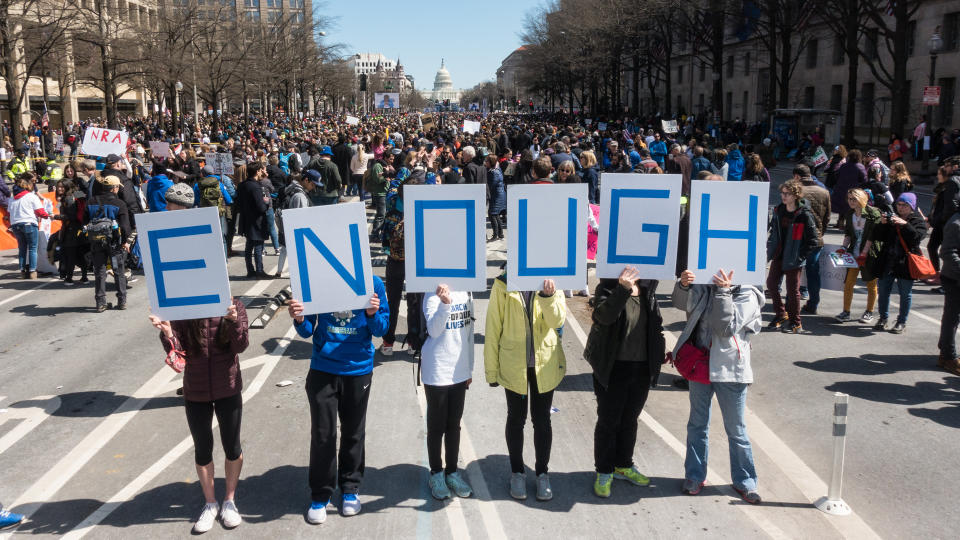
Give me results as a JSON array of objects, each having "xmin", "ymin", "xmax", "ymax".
[
  {"xmin": 536, "ymin": 473, "xmax": 553, "ymax": 501},
  {"xmin": 834, "ymin": 310, "xmax": 851, "ymax": 322},
  {"xmin": 509, "ymin": 472, "xmax": 527, "ymax": 500},
  {"xmin": 429, "ymin": 471, "xmax": 451, "ymax": 500},
  {"xmin": 445, "ymin": 471, "xmax": 473, "ymax": 498},
  {"xmin": 858, "ymin": 310, "xmax": 875, "ymax": 324}
]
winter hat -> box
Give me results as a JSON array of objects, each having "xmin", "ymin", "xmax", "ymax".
[
  {"xmin": 896, "ymin": 192, "xmax": 917, "ymax": 210},
  {"xmin": 201, "ymin": 164, "xmax": 216, "ymax": 176},
  {"xmin": 165, "ymin": 183, "xmax": 195, "ymax": 207}
]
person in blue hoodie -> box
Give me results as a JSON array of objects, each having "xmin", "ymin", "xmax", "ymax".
[
  {"xmin": 725, "ymin": 144, "xmax": 745, "ymax": 181},
  {"xmin": 287, "ymin": 277, "xmax": 389, "ymax": 524},
  {"xmin": 145, "ymin": 158, "xmax": 174, "ymax": 212},
  {"xmin": 648, "ymin": 132, "xmax": 668, "ymax": 168}
]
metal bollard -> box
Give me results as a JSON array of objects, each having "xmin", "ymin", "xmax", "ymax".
[{"xmin": 815, "ymin": 392, "xmax": 852, "ymax": 515}]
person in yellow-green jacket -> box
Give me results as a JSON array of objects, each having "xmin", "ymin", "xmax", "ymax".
[
  {"xmin": 484, "ymin": 270, "xmax": 566, "ymax": 503},
  {"xmin": 4, "ymin": 150, "xmax": 29, "ymax": 181}
]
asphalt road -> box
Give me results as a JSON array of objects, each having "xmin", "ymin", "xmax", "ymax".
[{"xmin": 0, "ymin": 171, "xmax": 956, "ymax": 539}]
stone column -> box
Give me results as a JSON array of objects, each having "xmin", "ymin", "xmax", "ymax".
[{"xmin": 61, "ymin": 37, "xmax": 80, "ymax": 124}]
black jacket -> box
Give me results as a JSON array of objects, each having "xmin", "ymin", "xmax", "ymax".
[
  {"xmin": 236, "ymin": 178, "xmax": 269, "ymax": 241},
  {"xmin": 463, "ymin": 161, "xmax": 486, "ymax": 185},
  {"xmin": 102, "ymin": 168, "xmax": 143, "ymax": 222},
  {"xmin": 873, "ymin": 210, "xmax": 927, "ymax": 279},
  {"xmin": 930, "ymin": 176, "xmax": 960, "ymax": 228},
  {"xmin": 767, "ymin": 200, "xmax": 819, "ymax": 270},
  {"xmin": 583, "ymin": 279, "xmax": 665, "ymax": 389}
]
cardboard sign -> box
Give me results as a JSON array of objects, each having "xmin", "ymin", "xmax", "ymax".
[
  {"xmin": 507, "ymin": 183, "xmax": 588, "ymax": 291},
  {"xmin": 422, "ymin": 114, "xmax": 436, "ymax": 131},
  {"xmin": 403, "ymin": 184, "xmax": 487, "ymax": 292},
  {"xmin": 462, "ymin": 120, "xmax": 481, "ymax": 134},
  {"xmin": 81, "ymin": 127, "xmax": 128, "ymax": 157},
  {"xmin": 346, "ymin": 115, "xmax": 360, "ymax": 126},
  {"xmin": 149, "ymin": 141, "xmax": 170, "ymax": 158},
  {"xmin": 662, "ymin": 120, "xmax": 679, "ymax": 134},
  {"xmin": 687, "ymin": 180, "xmax": 768, "ymax": 285},
  {"xmin": 283, "ymin": 202, "xmax": 374, "ymax": 315},
  {"xmin": 596, "ymin": 174, "xmax": 683, "ymax": 279},
  {"xmin": 135, "ymin": 207, "xmax": 232, "ymax": 321},
  {"xmin": 374, "ymin": 92, "xmax": 399, "ymax": 109},
  {"xmin": 208, "ymin": 153, "xmax": 234, "ymax": 175}
]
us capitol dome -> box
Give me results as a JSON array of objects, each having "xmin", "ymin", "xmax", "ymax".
[{"xmin": 427, "ymin": 59, "xmax": 462, "ymax": 104}]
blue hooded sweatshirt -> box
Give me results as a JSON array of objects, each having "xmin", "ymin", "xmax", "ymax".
[
  {"xmin": 146, "ymin": 174, "xmax": 174, "ymax": 212},
  {"xmin": 726, "ymin": 149, "xmax": 745, "ymax": 181},
  {"xmin": 294, "ymin": 275, "xmax": 390, "ymax": 376}
]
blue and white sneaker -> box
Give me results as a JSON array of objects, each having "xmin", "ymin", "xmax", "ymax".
[
  {"xmin": 0, "ymin": 509, "xmax": 24, "ymax": 530},
  {"xmin": 306, "ymin": 500, "xmax": 328, "ymax": 524},
  {"xmin": 340, "ymin": 493, "xmax": 361, "ymax": 516}
]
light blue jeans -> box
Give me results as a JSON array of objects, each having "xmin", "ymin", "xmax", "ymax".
[
  {"xmin": 11, "ymin": 222, "xmax": 39, "ymax": 272},
  {"xmin": 265, "ymin": 207, "xmax": 280, "ymax": 252},
  {"xmin": 685, "ymin": 381, "xmax": 758, "ymax": 492},
  {"xmin": 877, "ymin": 273, "xmax": 914, "ymax": 325}
]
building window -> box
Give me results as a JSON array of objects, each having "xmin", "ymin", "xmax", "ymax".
[
  {"xmin": 677, "ymin": 95, "xmax": 682, "ymax": 113},
  {"xmin": 742, "ymin": 91, "xmax": 749, "ymax": 118},
  {"xmin": 806, "ymin": 39, "xmax": 818, "ymax": 69},
  {"xmin": 726, "ymin": 55, "xmax": 734, "ymax": 77},
  {"xmin": 244, "ymin": 0, "xmax": 258, "ymax": 7},
  {"xmin": 266, "ymin": 0, "xmax": 281, "ymax": 7},
  {"xmin": 677, "ymin": 65, "xmax": 683, "ymax": 84},
  {"xmin": 860, "ymin": 82, "xmax": 874, "ymax": 125},
  {"xmin": 939, "ymin": 77, "xmax": 956, "ymax": 126},
  {"xmin": 245, "ymin": 9, "xmax": 259, "ymax": 21},
  {"xmin": 744, "ymin": 52, "xmax": 750, "ymax": 75},
  {"xmin": 906, "ymin": 20, "xmax": 916, "ymax": 56},
  {"xmin": 803, "ymin": 86, "xmax": 815, "ymax": 108},
  {"xmin": 725, "ymin": 91, "xmax": 732, "ymax": 119},
  {"xmin": 293, "ymin": 11, "xmax": 304, "ymax": 23},
  {"xmin": 832, "ymin": 36, "xmax": 845, "ymax": 65},
  {"xmin": 699, "ymin": 63, "xmax": 705, "ymax": 82},
  {"xmin": 698, "ymin": 93, "xmax": 704, "ymax": 114},
  {"xmin": 945, "ymin": 12, "xmax": 960, "ymax": 51},
  {"xmin": 830, "ymin": 84, "xmax": 843, "ymax": 111},
  {"xmin": 865, "ymin": 28, "xmax": 878, "ymax": 60},
  {"xmin": 289, "ymin": 0, "xmax": 303, "ymax": 6}
]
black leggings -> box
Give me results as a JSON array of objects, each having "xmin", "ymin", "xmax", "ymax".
[
  {"xmin": 185, "ymin": 393, "xmax": 243, "ymax": 466},
  {"xmin": 384, "ymin": 258, "xmax": 405, "ymax": 344},
  {"xmin": 489, "ymin": 213, "xmax": 503, "ymax": 239},
  {"xmin": 929, "ymin": 225, "xmax": 943, "ymax": 272},
  {"xmin": 424, "ymin": 381, "xmax": 468, "ymax": 474},
  {"xmin": 505, "ymin": 367, "xmax": 554, "ymax": 475}
]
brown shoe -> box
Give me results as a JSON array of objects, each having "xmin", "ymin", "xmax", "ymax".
[
  {"xmin": 946, "ymin": 357, "xmax": 960, "ymax": 377},
  {"xmin": 28, "ymin": 271, "xmax": 37, "ymax": 279},
  {"xmin": 938, "ymin": 354, "xmax": 948, "ymax": 369}
]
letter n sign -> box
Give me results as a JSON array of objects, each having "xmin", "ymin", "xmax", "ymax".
[
  {"xmin": 404, "ymin": 184, "xmax": 487, "ymax": 293},
  {"xmin": 687, "ymin": 180, "xmax": 768, "ymax": 285}
]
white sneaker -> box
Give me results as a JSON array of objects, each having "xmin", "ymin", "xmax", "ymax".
[
  {"xmin": 193, "ymin": 502, "xmax": 219, "ymax": 534},
  {"xmin": 220, "ymin": 499, "xmax": 242, "ymax": 529},
  {"xmin": 306, "ymin": 501, "xmax": 327, "ymax": 524},
  {"xmin": 340, "ymin": 493, "xmax": 361, "ymax": 516},
  {"xmin": 380, "ymin": 343, "xmax": 394, "ymax": 356}
]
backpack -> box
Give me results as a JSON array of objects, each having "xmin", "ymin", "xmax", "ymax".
[
  {"xmin": 198, "ymin": 176, "xmax": 225, "ymax": 216},
  {"xmin": 278, "ymin": 153, "xmax": 292, "ymax": 174},
  {"xmin": 86, "ymin": 206, "xmax": 117, "ymax": 253}
]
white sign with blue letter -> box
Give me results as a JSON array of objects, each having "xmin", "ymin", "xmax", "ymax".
[
  {"xmin": 507, "ymin": 183, "xmax": 588, "ymax": 291},
  {"xmin": 403, "ymin": 184, "xmax": 487, "ymax": 293},
  {"xmin": 283, "ymin": 202, "xmax": 374, "ymax": 315},
  {"xmin": 687, "ymin": 180, "xmax": 768, "ymax": 285},
  {"xmin": 596, "ymin": 173, "xmax": 682, "ymax": 279},
  {"xmin": 136, "ymin": 207, "xmax": 231, "ymax": 321}
]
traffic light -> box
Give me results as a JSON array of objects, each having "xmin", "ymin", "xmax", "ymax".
[
  {"xmin": 528, "ymin": 100, "xmax": 534, "ymax": 108},
  {"xmin": 359, "ymin": 74, "xmax": 367, "ymax": 91}
]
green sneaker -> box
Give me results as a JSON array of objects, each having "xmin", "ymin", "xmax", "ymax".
[
  {"xmin": 594, "ymin": 473, "xmax": 613, "ymax": 498},
  {"xmin": 614, "ymin": 466, "xmax": 650, "ymax": 486},
  {"xmin": 445, "ymin": 471, "xmax": 473, "ymax": 498},
  {"xmin": 429, "ymin": 471, "xmax": 451, "ymax": 500}
]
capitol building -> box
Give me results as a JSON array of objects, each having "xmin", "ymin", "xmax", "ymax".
[{"xmin": 426, "ymin": 59, "xmax": 463, "ymax": 105}]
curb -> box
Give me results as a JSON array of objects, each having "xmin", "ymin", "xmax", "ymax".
[{"xmin": 250, "ymin": 286, "xmax": 292, "ymax": 329}]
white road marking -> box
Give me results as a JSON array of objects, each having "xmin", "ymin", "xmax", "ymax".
[
  {"xmin": 242, "ymin": 264, "xmax": 280, "ymax": 298},
  {"xmin": 0, "ymin": 396, "xmax": 61, "ymax": 455},
  {"xmin": 62, "ymin": 327, "xmax": 297, "ymax": 539},
  {"xmin": 565, "ymin": 304, "xmax": 880, "ymax": 540},
  {"xmin": 0, "ymin": 280, "xmax": 55, "ymax": 308}
]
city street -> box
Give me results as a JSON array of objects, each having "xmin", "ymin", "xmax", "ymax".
[{"xmin": 0, "ymin": 169, "xmax": 956, "ymax": 539}]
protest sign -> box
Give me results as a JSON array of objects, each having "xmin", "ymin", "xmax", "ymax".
[
  {"xmin": 135, "ymin": 207, "xmax": 231, "ymax": 321},
  {"xmin": 687, "ymin": 180, "xmax": 768, "ymax": 285},
  {"xmin": 283, "ymin": 202, "xmax": 374, "ymax": 315},
  {"xmin": 820, "ymin": 244, "xmax": 849, "ymax": 291},
  {"xmin": 53, "ymin": 135, "xmax": 63, "ymax": 153},
  {"xmin": 811, "ymin": 146, "xmax": 828, "ymax": 167},
  {"xmin": 346, "ymin": 115, "xmax": 360, "ymax": 126},
  {"xmin": 827, "ymin": 248, "xmax": 858, "ymax": 268},
  {"xmin": 375, "ymin": 92, "xmax": 399, "ymax": 109},
  {"xmin": 403, "ymin": 184, "xmax": 487, "ymax": 293},
  {"xmin": 597, "ymin": 122, "xmax": 608, "ymax": 131},
  {"xmin": 81, "ymin": 127, "xmax": 128, "ymax": 157},
  {"xmin": 596, "ymin": 174, "xmax": 683, "ymax": 279},
  {"xmin": 584, "ymin": 118, "xmax": 593, "ymax": 126},
  {"xmin": 662, "ymin": 119, "xmax": 679, "ymax": 134},
  {"xmin": 149, "ymin": 141, "xmax": 170, "ymax": 159},
  {"xmin": 462, "ymin": 120, "xmax": 481, "ymax": 134},
  {"xmin": 208, "ymin": 153, "xmax": 234, "ymax": 175},
  {"xmin": 422, "ymin": 114, "xmax": 436, "ymax": 131},
  {"xmin": 507, "ymin": 183, "xmax": 588, "ymax": 291}
]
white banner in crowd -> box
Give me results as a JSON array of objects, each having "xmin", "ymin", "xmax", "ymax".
[
  {"xmin": 507, "ymin": 184, "xmax": 588, "ymax": 291},
  {"xmin": 597, "ymin": 174, "xmax": 683, "ymax": 279},
  {"xmin": 374, "ymin": 92, "xmax": 399, "ymax": 109},
  {"xmin": 345, "ymin": 115, "xmax": 360, "ymax": 126},
  {"xmin": 403, "ymin": 184, "xmax": 487, "ymax": 293},
  {"xmin": 283, "ymin": 202, "xmax": 374, "ymax": 315},
  {"xmin": 135, "ymin": 208, "xmax": 232, "ymax": 321},
  {"xmin": 687, "ymin": 180, "xmax": 768, "ymax": 285},
  {"xmin": 208, "ymin": 153, "xmax": 234, "ymax": 175},
  {"xmin": 662, "ymin": 119, "xmax": 679, "ymax": 134},
  {"xmin": 81, "ymin": 127, "xmax": 128, "ymax": 157},
  {"xmin": 149, "ymin": 141, "xmax": 170, "ymax": 158},
  {"xmin": 462, "ymin": 120, "xmax": 481, "ymax": 134}
]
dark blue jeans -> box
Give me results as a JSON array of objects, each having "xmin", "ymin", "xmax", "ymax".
[
  {"xmin": 11, "ymin": 223, "xmax": 39, "ymax": 272},
  {"xmin": 878, "ymin": 273, "xmax": 914, "ymax": 324},
  {"xmin": 802, "ymin": 247, "xmax": 823, "ymax": 308}
]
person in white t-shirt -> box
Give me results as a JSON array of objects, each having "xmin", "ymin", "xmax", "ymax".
[{"xmin": 421, "ymin": 283, "xmax": 474, "ymax": 501}]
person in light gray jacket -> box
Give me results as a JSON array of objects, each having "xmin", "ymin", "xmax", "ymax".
[{"xmin": 671, "ymin": 268, "xmax": 764, "ymax": 504}]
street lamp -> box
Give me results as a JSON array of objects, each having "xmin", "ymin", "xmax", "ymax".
[
  {"xmin": 922, "ymin": 27, "xmax": 943, "ymax": 171},
  {"xmin": 175, "ymin": 81, "xmax": 184, "ymax": 139}
]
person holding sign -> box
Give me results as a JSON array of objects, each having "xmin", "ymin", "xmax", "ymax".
[
  {"xmin": 583, "ymin": 267, "xmax": 664, "ymax": 498},
  {"xmin": 835, "ymin": 188, "xmax": 881, "ymax": 323},
  {"xmin": 765, "ymin": 180, "xmax": 819, "ymax": 334},
  {"xmin": 421, "ymin": 284, "xmax": 475, "ymax": 501},
  {"xmin": 484, "ymin": 273, "xmax": 566, "ymax": 502},
  {"xmin": 287, "ymin": 277, "xmax": 389, "ymax": 523},
  {"xmin": 150, "ymin": 298, "xmax": 249, "ymax": 533},
  {"xmin": 672, "ymin": 268, "xmax": 764, "ymax": 504}
]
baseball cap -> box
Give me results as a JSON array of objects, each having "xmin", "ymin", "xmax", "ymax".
[
  {"xmin": 320, "ymin": 146, "xmax": 334, "ymax": 156},
  {"xmin": 105, "ymin": 154, "xmax": 122, "ymax": 164}
]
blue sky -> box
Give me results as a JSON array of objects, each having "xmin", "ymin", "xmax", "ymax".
[{"xmin": 318, "ymin": 0, "xmax": 540, "ymax": 91}]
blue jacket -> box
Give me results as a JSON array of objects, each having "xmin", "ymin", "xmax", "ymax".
[
  {"xmin": 294, "ymin": 275, "xmax": 390, "ymax": 376},
  {"xmin": 487, "ymin": 167, "xmax": 506, "ymax": 213},
  {"xmin": 649, "ymin": 140, "xmax": 668, "ymax": 166},
  {"xmin": 726, "ymin": 150, "xmax": 745, "ymax": 181},
  {"xmin": 146, "ymin": 174, "xmax": 174, "ymax": 212},
  {"xmin": 691, "ymin": 156, "xmax": 716, "ymax": 176}
]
